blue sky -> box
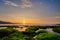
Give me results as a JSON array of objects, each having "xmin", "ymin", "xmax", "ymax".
[{"xmin": 0, "ymin": 0, "xmax": 60, "ymax": 24}]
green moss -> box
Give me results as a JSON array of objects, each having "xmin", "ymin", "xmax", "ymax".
[
  {"xmin": 53, "ymin": 27, "xmax": 60, "ymax": 33},
  {"xmin": 35, "ymin": 32, "xmax": 60, "ymax": 40}
]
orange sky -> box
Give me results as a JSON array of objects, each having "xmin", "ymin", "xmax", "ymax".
[
  {"xmin": 0, "ymin": 0, "xmax": 60, "ymax": 24},
  {"xmin": 1, "ymin": 18, "xmax": 60, "ymax": 24}
]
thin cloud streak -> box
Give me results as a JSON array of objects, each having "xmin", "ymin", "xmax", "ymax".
[
  {"xmin": 55, "ymin": 16, "xmax": 60, "ymax": 19},
  {"xmin": 3, "ymin": 0, "xmax": 33, "ymax": 8},
  {"xmin": 20, "ymin": 0, "xmax": 33, "ymax": 8},
  {"xmin": 4, "ymin": 0, "xmax": 19, "ymax": 7}
]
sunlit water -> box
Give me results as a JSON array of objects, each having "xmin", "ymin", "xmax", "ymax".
[{"xmin": 0, "ymin": 24, "xmax": 60, "ymax": 32}]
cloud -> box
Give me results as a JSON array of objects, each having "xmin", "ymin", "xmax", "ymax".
[
  {"xmin": 4, "ymin": 0, "xmax": 19, "ymax": 7},
  {"xmin": 20, "ymin": 0, "xmax": 33, "ymax": 8},
  {"xmin": 40, "ymin": 2, "xmax": 43, "ymax": 5},
  {"xmin": 49, "ymin": 16, "xmax": 60, "ymax": 19},
  {"xmin": 3, "ymin": 0, "xmax": 33, "ymax": 8},
  {"xmin": 55, "ymin": 16, "xmax": 60, "ymax": 19}
]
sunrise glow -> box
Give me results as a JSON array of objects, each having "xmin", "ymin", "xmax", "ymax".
[
  {"xmin": 0, "ymin": 0, "xmax": 60, "ymax": 24},
  {"xmin": 22, "ymin": 19, "xmax": 26, "ymax": 25}
]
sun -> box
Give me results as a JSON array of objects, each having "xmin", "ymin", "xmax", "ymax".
[{"xmin": 22, "ymin": 19, "xmax": 26, "ymax": 25}]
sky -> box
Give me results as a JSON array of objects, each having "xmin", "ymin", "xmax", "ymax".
[{"xmin": 0, "ymin": 0, "xmax": 60, "ymax": 24}]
